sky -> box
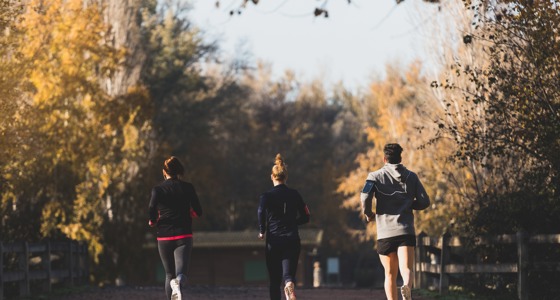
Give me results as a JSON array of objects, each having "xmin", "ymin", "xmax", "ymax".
[{"xmin": 188, "ymin": 0, "xmax": 442, "ymax": 90}]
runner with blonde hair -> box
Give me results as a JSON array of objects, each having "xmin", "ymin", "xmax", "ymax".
[{"xmin": 258, "ymin": 154, "xmax": 310, "ymax": 300}]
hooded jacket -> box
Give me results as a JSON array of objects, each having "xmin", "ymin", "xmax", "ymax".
[{"xmin": 360, "ymin": 163, "xmax": 430, "ymax": 240}]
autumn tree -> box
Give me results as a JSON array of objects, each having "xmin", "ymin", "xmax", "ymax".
[
  {"xmin": 432, "ymin": 0, "xmax": 560, "ymax": 234},
  {"xmin": 428, "ymin": 0, "xmax": 559, "ymax": 296},
  {"xmin": 338, "ymin": 63, "xmax": 451, "ymax": 241},
  {"xmin": 0, "ymin": 0, "xmax": 24, "ymax": 205},
  {"xmin": 1, "ymin": 0, "xmax": 152, "ymax": 271}
]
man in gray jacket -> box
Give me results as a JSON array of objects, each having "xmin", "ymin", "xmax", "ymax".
[{"xmin": 360, "ymin": 143, "xmax": 430, "ymax": 300}]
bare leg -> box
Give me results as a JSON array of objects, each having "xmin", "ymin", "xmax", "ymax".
[
  {"xmin": 379, "ymin": 252, "xmax": 399, "ymax": 300},
  {"xmin": 397, "ymin": 246, "xmax": 414, "ymax": 288}
]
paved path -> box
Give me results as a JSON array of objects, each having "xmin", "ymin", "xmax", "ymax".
[{"xmin": 53, "ymin": 285, "xmax": 433, "ymax": 300}]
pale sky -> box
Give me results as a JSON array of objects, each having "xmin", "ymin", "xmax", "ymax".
[{"xmin": 188, "ymin": 0, "xmax": 442, "ymax": 90}]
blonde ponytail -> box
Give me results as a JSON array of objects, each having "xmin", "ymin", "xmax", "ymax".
[{"xmin": 271, "ymin": 153, "xmax": 288, "ymax": 181}]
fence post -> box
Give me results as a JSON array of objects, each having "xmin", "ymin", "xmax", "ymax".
[
  {"xmin": 1, "ymin": 241, "xmax": 4, "ymax": 300},
  {"xmin": 439, "ymin": 232, "xmax": 451, "ymax": 295},
  {"xmin": 78, "ymin": 243, "xmax": 86, "ymax": 285},
  {"xmin": 517, "ymin": 231, "xmax": 528, "ymax": 300},
  {"xmin": 42, "ymin": 241, "xmax": 52, "ymax": 293},
  {"xmin": 415, "ymin": 232, "xmax": 427, "ymax": 289},
  {"xmin": 19, "ymin": 242, "xmax": 30, "ymax": 297},
  {"xmin": 84, "ymin": 244, "xmax": 90, "ymax": 286},
  {"xmin": 67, "ymin": 241, "xmax": 74, "ymax": 286}
]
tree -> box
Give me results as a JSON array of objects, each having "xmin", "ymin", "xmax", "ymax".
[
  {"xmin": 427, "ymin": 1, "xmax": 560, "ymax": 296},
  {"xmin": 213, "ymin": 0, "xmax": 440, "ymax": 18},
  {"xmin": 1, "ymin": 0, "xmax": 152, "ymax": 267},
  {"xmin": 339, "ymin": 63, "xmax": 435, "ymax": 240},
  {"xmin": 0, "ymin": 0, "xmax": 24, "ymax": 208},
  {"xmin": 431, "ymin": 0, "xmax": 560, "ymax": 234}
]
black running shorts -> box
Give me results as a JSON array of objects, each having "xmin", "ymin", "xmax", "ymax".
[{"xmin": 377, "ymin": 234, "xmax": 416, "ymax": 255}]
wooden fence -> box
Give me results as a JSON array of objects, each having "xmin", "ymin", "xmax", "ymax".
[
  {"xmin": 414, "ymin": 231, "xmax": 560, "ymax": 300},
  {"xmin": 0, "ymin": 240, "xmax": 88, "ymax": 300}
]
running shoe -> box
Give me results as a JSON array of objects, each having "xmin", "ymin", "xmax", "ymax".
[
  {"xmin": 400, "ymin": 285, "xmax": 412, "ymax": 300},
  {"xmin": 170, "ymin": 278, "xmax": 182, "ymax": 300},
  {"xmin": 284, "ymin": 281, "xmax": 296, "ymax": 300}
]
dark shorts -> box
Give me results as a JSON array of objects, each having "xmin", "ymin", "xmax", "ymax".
[{"xmin": 377, "ymin": 234, "xmax": 416, "ymax": 255}]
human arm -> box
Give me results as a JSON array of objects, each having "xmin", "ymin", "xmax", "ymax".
[
  {"xmin": 148, "ymin": 187, "xmax": 159, "ymax": 227},
  {"xmin": 257, "ymin": 194, "xmax": 267, "ymax": 236},
  {"xmin": 412, "ymin": 176, "xmax": 430, "ymax": 210},
  {"xmin": 360, "ymin": 180, "xmax": 376, "ymax": 222},
  {"xmin": 296, "ymin": 191, "xmax": 310, "ymax": 226},
  {"xmin": 189, "ymin": 184, "xmax": 203, "ymax": 217}
]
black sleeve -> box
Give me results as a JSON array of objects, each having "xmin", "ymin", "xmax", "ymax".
[
  {"xmin": 295, "ymin": 191, "xmax": 310, "ymax": 226},
  {"xmin": 257, "ymin": 194, "xmax": 267, "ymax": 234},
  {"xmin": 189, "ymin": 184, "xmax": 203, "ymax": 217},
  {"xmin": 148, "ymin": 187, "xmax": 160, "ymax": 223}
]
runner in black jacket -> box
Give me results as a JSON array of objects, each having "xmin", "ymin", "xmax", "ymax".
[
  {"xmin": 149, "ymin": 156, "xmax": 202, "ymax": 300},
  {"xmin": 258, "ymin": 154, "xmax": 310, "ymax": 300}
]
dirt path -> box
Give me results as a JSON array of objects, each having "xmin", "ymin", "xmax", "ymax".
[{"xmin": 53, "ymin": 285, "xmax": 434, "ymax": 300}]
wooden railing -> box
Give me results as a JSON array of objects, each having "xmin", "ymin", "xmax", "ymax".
[
  {"xmin": 0, "ymin": 240, "xmax": 89, "ymax": 300},
  {"xmin": 414, "ymin": 231, "xmax": 560, "ymax": 300}
]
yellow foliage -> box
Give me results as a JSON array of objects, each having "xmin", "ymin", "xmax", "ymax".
[
  {"xmin": 6, "ymin": 0, "xmax": 151, "ymax": 261},
  {"xmin": 338, "ymin": 62, "xmax": 474, "ymax": 240}
]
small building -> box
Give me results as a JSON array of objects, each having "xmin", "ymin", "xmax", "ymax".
[{"xmin": 145, "ymin": 229, "xmax": 323, "ymax": 287}]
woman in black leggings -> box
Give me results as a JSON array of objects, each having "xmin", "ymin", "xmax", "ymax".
[
  {"xmin": 258, "ymin": 154, "xmax": 310, "ymax": 300},
  {"xmin": 149, "ymin": 156, "xmax": 203, "ymax": 300}
]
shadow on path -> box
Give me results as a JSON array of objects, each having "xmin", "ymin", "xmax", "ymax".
[{"xmin": 53, "ymin": 285, "xmax": 435, "ymax": 300}]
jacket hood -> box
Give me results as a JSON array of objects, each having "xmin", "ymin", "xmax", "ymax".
[{"xmin": 383, "ymin": 163, "xmax": 408, "ymax": 182}]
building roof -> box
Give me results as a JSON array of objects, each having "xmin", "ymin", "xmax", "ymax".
[{"xmin": 193, "ymin": 229, "xmax": 323, "ymax": 248}]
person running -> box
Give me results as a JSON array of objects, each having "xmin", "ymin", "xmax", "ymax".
[
  {"xmin": 360, "ymin": 144, "xmax": 430, "ymax": 300},
  {"xmin": 148, "ymin": 156, "xmax": 203, "ymax": 300},
  {"xmin": 258, "ymin": 154, "xmax": 310, "ymax": 300}
]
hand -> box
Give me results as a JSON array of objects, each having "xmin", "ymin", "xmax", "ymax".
[
  {"xmin": 258, "ymin": 233, "xmax": 264, "ymax": 240},
  {"xmin": 365, "ymin": 213, "xmax": 375, "ymax": 223},
  {"xmin": 148, "ymin": 220, "xmax": 156, "ymax": 227}
]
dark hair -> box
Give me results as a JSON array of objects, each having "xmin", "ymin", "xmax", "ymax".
[
  {"xmin": 271, "ymin": 153, "xmax": 288, "ymax": 181},
  {"xmin": 383, "ymin": 143, "xmax": 403, "ymax": 164},
  {"xmin": 163, "ymin": 156, "xmax": 184, "ymax": 177}
]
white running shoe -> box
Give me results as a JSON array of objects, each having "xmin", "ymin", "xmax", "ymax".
[
  {"xmin": 401, "ymin": 285, "xmax": 412, "ymax": 300},
  {"xmin": 170, "ymin": 278, "xmax": 182, "ymax": 300},
  {"xmin": 284, "ymin": 281, "xmax": 296, "ymax": 300}
]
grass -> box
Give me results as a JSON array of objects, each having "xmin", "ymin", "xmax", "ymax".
[{"xmin": 415, "ymin": 286, "xmax": 517, "ymax": 300}]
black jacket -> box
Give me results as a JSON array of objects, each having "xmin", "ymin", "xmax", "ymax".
[
  {"xmin": 258, "ymin": 184, "xmax": 310, "ymax": 241},
  {"xmin": 149, "ymin": 179, "xmax": 203, "ymax": 238}
]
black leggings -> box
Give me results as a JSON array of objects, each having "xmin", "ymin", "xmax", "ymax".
[
  {"xmin": 158, "ymin": 238, "xmax": 193, "ymax": 300},
  {"xmin": 265, "ymin": 239, "xmax": 301, "ymax": 300}
]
